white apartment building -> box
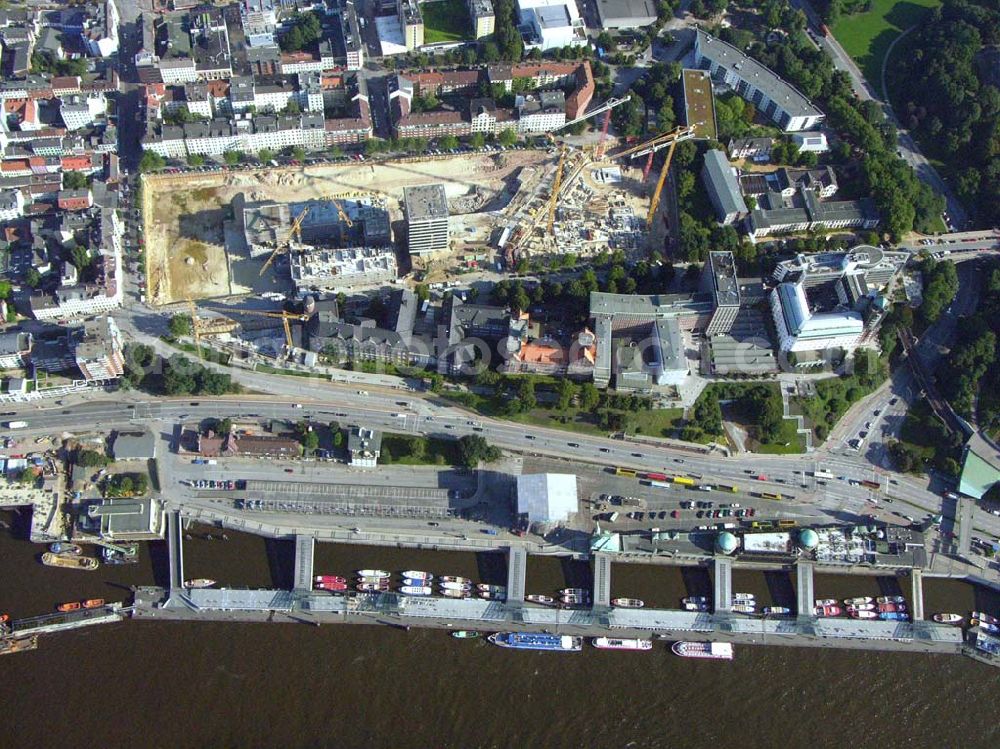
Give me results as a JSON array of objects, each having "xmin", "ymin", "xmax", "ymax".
[
  {"xmin": 0, "ymin": 189, "xmax": 25, "ymax": 221},
  {"xmin": 289, "ymin": 246, "xmax": 398, "ymax": 291},
  {"xmin": 59, "ymin": 93, "xmax": 108, "ymax": 131},
  {"xmin": 770, "ymin": 281, "xmax": 863, "ymax": 353}
]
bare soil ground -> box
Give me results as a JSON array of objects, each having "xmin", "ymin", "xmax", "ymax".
[{"xmin": 144, "ymin": 152, "xmax": 553, "ymax": 305}]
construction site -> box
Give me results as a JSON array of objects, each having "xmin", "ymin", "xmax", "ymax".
[{"xmin": 141, "ymin": 128, "xmax": 694, "ymax": 306}]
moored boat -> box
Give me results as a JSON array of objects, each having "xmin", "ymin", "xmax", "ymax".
[
  {"xmin": 488, "ymin": 632, "xmax": 582, "ymax": 651},
  {"xmin": 814, "ymin": 604, "xmax": 843, "ymax": 617},
  {"xmin": 41, "ymin": 553, "xmax": 98, "ymax": 571},
  {"xmin": 0, "ymin": 635, "xmax": 38, "ymax": 656},
  {"xmin": 399, "ymin": 585, "xmax": 433, "ymax": 596},
  {"xmin": 850, "ymin": 609, "xmax": 877, "ymax": 619},
  {"xmin": 877, "ymin": 602, "xmax": 902, "ymax": 613},
  {"xmin": 184, "ymin": 578, "xmax": 216, "ymax": 588},
  {"xmin": 560, "ymin": 595, "xmax": 587, "ymax": 605},
  {"xmin": 440, "ymin": 581, "xmax": 473, "ymax": 592},
  {"xmin": 848, "ymin": 603, "xmax": 875, "ymax": 611},
  {"xmin": 671, "ymin": 641, "xmax": 734, "ymax": 660},
  {"xmin": 439, "ymin": 576, "xmax": 471, "ymax": 585},
  {"xmin": 876, "ymin": 595, "xmax": 905, "ymax": 605},
  {"xmin": 611, "ymin": 598, "xmax": 644, "ymax": 608},
  {"xmin": 560, "ymin": 588, "xmax": 589, "ymax": 597},
  {"xmin": 49, "ymin": 542, "xmax": 82, "ymax": 555},
  {"xmin": 732, "ymin": 603, "xmax": 756, "ymax": 614},
  {"xmin": 592, "ymin": 637, "xmax": 653, "ymax": 651},
  {"xmin": 815, "ymin": 598, "xmax": 838, "ymax": 607},
  {"xmin": 733, "ymin": 593, "xmax": 755, "ymax": 602},
  {"xmin": 357, "ymin": 569, "xmax": 389, "ymax": 578},
  {"xmin": 971, "ymin": 618, "xmax": 1000, "ymax": 633},
  {"xmin": 972, "ymin": 611, "xmax": 999, "ymax": 626},
  {"xmin": 402, "ymin": 577, "xmax": 431, "ymax": 588},
  {"xmin": 932, "ymin": 613, "xmax": 963, "ymax": 625},
  {"xmin": 57, "ymin": 601, "xmax": 81, "ymax": 612},
  {"xmin": 315, "ymin": 581, "xmax": 348, "ymax": 591},
  {"xmin": 441, "ymin": 588, "xmax": 470, "ymax": 599},
  {"xmin": 879, "ymin": 611, "xmax": 908, "ymax": 621},
  {"xmin": 682, "ymin": 596, "xmax": 708, "ymax": 605},
  {"xmin": 314, "ymin": 575, "xmax": 347, "ymax": 584},
  {"xmin": 526, "ymin": 594, "xmax": 555, "ymax": 605},
  {"xmin": 402, "ymin": 571, "xmax": 433, "ymax": 582},
  {"xmin": 684, "ymin": 602, "xmax": 710, "ymax": 612},
  {"xmin": 762, "ymin": 606, "xmax": 791, "ymax": 616},
  {"xmin": 451, "ymin": 630, "xmax": 480, "ymax": 639},
  {"xmin": 82, "ymin": 598, "xmax": 104, "ymax": 609},
  {"xmin": 844, "ymin": 597, "xmax": 873, "ymax": 606},
  {"xmin": 479, "ymin": 590, "xmax": 506, "ymax": 600},
  {"xmin": 356, "ymin": 582, "xmax": 389, "ymax": 592}
]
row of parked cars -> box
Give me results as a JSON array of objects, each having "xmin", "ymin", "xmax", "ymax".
[{"xmin": 193, "ymin": 479, "xmax": 246, "ymax": 491}]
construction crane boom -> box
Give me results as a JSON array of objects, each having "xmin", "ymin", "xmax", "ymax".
[
  {"xmin": 260, "ymin": 206, "xmax": 310, "ymax": 277},
  {"xmin": 647, "ymin": 137, "xmax": 681, "ymax": 230},
  {"xmin": 613, "ymin": 124, "xmax": 697, "ymax": 161},
  {"xmin": 551, "ymin": 95, "xmax": 630, "ymax": 133},
  {"xmin": 547, "ymin": 146, "xmax": 567, "ymax": 236},
  {"xmin": 207, "ymin": 306, "xmax": 308, "ymax": 353}
]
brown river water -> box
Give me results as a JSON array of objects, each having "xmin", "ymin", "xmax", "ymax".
[{"xmin": 1, "ymin": 511, "xmax": 998, "ymax": 749}]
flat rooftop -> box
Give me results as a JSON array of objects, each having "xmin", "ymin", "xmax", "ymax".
[
  {"xmin": 708, "ymin": 250, "xmax": 740, "ymax": 307},
  {"xmin": 403, "ymin": 184, "xmax": 448, "ymax": 221},
  {"xmin": 681, "ymin": 69, "xmax": 717, "ymax": 141}
]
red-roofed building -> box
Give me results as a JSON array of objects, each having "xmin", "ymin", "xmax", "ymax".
[
  {"xmin": 51, "ymin": 76, "xmax": 83, "ymax": 96},
  {"xmin": 57, "ymin": 189, "xmax": 94, "ymax": 211}
]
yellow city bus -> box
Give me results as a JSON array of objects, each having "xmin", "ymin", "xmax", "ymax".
[
  {"xmin": 777, "ymin": 519, "xmax": 798, "ymax": 528},
  {"xmin": 672, "ymin": 476, "xmax": 696, "ymax": 486},
  {"xmin": 615, "ymin": 467, "xmax": 638, "ymax": 478},
  {"xmin": 716, "ymin": 484, "xmax": 739, "ymax": 493},
  {"xmin": 760, "ymin": 492, "xmax": 782, "ymax": 500}
]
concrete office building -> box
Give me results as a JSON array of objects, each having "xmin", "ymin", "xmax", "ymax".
[
  {"xmin": 289, "ymin": 246, "xmax": 398, "ymax": 291},
  {"xmin": 701, "ymin": 251, "xmax": 741, "ymax": 336},
  {"xmin": 74, "ymin": 316, "xmax": 125, "ymax": 381},
  {"xmin": 693, "ymin": 29, "xmax": 824, "ymax": 132},
  {"xmin": 701, "ymin": 149, "xmax": 748, "ymax": 225},
  {"xmin": 398, "ymin": 0, "xmax": 424, "ymax": 50},
  {"xmin": 404, "ymin": 184, "xmax": 449, "ymax": 255},
  {"xmin": 770, "ymin": 280, "xmax": 864, "ymax": 353},
  {"xmin": 468, "ymin": 0, "xmax": 496, "ymax": 38},
  {"xmin": 771, "ymin": 247, "xmax": 907, "ymax": 293}
]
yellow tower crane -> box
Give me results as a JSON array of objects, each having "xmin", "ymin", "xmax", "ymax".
[
  {"xmin": 185, "ymin": 299, "xmax": 238, "ymax": 358},
  {"xmin": 610, "ymin": 125, "xmax": 697, "ymax": 229},
  {"xmin": 259, "ymin": 205, "xmax": 311, "ymax": 277},
  {"xmin": 209, "ymin": 307, "xmax": 310, "ymax": 357}
]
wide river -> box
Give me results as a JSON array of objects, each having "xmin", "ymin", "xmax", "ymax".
[{"xmin": 1, "ymin": 511, "xmax": 998, "ymax": 748}]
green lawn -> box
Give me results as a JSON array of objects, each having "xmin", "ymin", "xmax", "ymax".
[
  {"xmin": 831, "ymin": 0, "xmax": 941, "ymax": 85},
  {"xmin": 420, "ymin": 0, "xmax": 471, "ymax": 44}
]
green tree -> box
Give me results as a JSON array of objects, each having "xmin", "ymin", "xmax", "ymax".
[
  {"xmin": 0, "ymin": 280, "xmax": 11, "ymax": 299},
  {"xmin": 223, "ymin": 151, "xmax": 241, "ymax": 166},
  {"xmin": 258, "ymin": 148, "xmax": 276, "ymax": 164},
  {"xmin": 439, "ymin": 135, "xmax": 460, "ymax": 150},
  {"xmin": 290, "ymin": 146, "xmax": 307, "ymax": 161},
  {"xmin": 139, "ymin": 150, "xmax": 166, "ymax": 173},
  {"xmin": 498, "ymin": 128, "xmax": 518, "ymax": 147},
  {"xmin": 186, "ymin": 153, "xmax": 205, "ymax": 167},
  {"xmin": 556, "ymin": 379, "xmax": 577, "ymax": 410},
  {"xmin": 168, "ymin": 314, "xmax": 192, "ymax": 338},
  {"xmin": 24, "ymin": 268, "xmax": 41, "ymax": 288},
  {"xmin": 457, "ymin": 434, "xmax": 502, "ymax": 467},
  {"xmin": 580, "ymin": 382, "xmax": 601, "ymax": 411},
  {"xmin": 63, "ymin": 171, "xmax": 88, "ymax": 190},
  {"xmin": 70, "ymin": 245, "xmax": 92, "ymax": 272}
]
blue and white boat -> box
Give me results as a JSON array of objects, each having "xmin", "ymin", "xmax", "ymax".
[
  {"xmin": 488, "ymin": 632, "xmax": 582, "ymax": 651},
  {"xmin": 878, "ymin": 612, "xmax": 908, "ymax": 621}
]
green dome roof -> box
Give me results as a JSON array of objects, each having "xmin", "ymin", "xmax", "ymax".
[
  {"xmin": 798, "ymin": 528, "xmax": 819, "ymax": 549},
  {"xmin": 716, "ymin": 531, "xmax": 738, "ymax": 554}
]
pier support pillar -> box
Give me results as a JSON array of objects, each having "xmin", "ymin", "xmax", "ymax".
[
  {"xmin": 293, "ymin": 534, "xmax": 315, "ymax": 593},
  {"xmin": 593, "ymin": 553, "xmax": 612, "ymax": 608},
  {"xmin": 796, "ymin": 561, "xmax": 815, "ymax": 618},
  {"xmin": 713, "ymin": 557, "xmax": 733, "ymax": 612},
  {"xmin": 506, "ymin": 545, "xmax": 527, "ymax": 603},
  {"xmin": 910, "ymin": 569, "xmax": 924, "ymax": 621}
]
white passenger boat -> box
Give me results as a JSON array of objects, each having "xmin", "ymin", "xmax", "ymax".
[
  {"xmin": 399, "ymin": 586, "xmax": 433, "ymax": 596},
  {"xmin": 732, "ymin": 603, "xmax": 756, "ymax": 614},
  {"xmin": 844, "ymin": 597, "xmax": 874, "ymax": 606},
  {"xmin": 932, "ymin": 613, "xmax": 963, "ymax": 625},
  {"xmin": 440, "ymin": 581, "xmax": 472, "ymax": 592},
  {"xmin": 402, "ymin": 570, "xmax": 433, "ymax": 582},
  {"xmin": 592, "ymin": 637, "xmax": 653, "ymax": 651},
  {"xmin": 611, "ymin": 598, "xmax": 644, "ymax": 608},
  {"xmin": 439, "ymin": 576, "xmax": 471, "ymax": 585},
  {"xmin": 441, "ymin": 588, "xmax": 470, "ymax": 599},
  {"xmin": 733, "ymin": 593, "xmax": 755, "ymax": 602},
  {"xmin": 526, "ymin": 594, "xmax": 556, "ymax": 605},
  {"xmin": 356, "ymin": 569, "xmax": 389, "ymax": 578},
  {"xmin": 671, "ymin": 641, "xmax": 734, "ymax": 660}
]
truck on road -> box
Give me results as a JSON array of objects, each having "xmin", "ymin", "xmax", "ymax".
[{"xmin": 5, "ymin": 421, "xmax": 27, "ymax": 429}]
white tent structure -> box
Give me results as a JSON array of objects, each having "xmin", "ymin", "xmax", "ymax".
[{"xmin": 516, "ymin": 473, "xmax": 578, "ymax": 523}]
